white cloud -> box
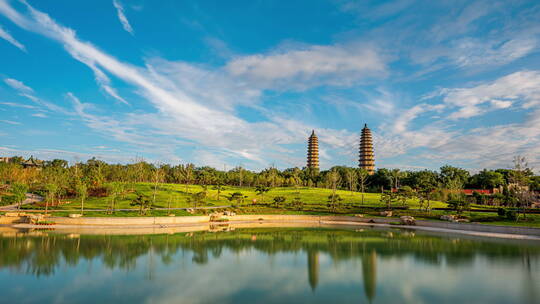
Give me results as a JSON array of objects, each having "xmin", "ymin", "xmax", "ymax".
[
  {"xmin": 0, "ymin": 1, "xmax": 368, "ymax": 169},
  {"xmin": 3, "ymin": 77, "xmax": 69, "ymax": 114},
  {"xmin": 451, "ymin": 37, "xmax": 538, "ymax": 68},
  {"xmin": 226, "ymin": 43, "xmax": 387, "ymax": 89},
  {"xmin": 0, "ymin": 2, "xmax": 128, "ymax": 105},
  {"xmin": 2, "ymin": 0, "xmax": 537, "ymax": 172},
  {"xmin": 441, "ymin": 70, "xmax": 540, "ymax": 119},
  {"xmin": 112, "ymin": 0, "xmax": 134, "ymax": 35},
  {"xmin": 378, "ymin": 70, "xmax": 540, "ymax": 171},
  {"xmin": 31, "ymin": 112, "xmax": 47, "ymax": 118},
  {"xmin": 0, "ymin": 145, "xmax": 129, "ymax": 164},
  {"xmin": 0, "ymin": 119, "xmax": 20, "ymax": 125},
  {"xmin": 0, "ymin": 24, "xmax": 25, "ymax": 51},
  {"xmin": 4, "ymin": 78, "xmax": 33, "ymax": 93},
  {"xmin": 0, "ymin": 101, "xmax": 36, "ymax": 109}
]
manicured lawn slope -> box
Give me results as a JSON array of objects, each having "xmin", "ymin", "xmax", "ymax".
[
  {"xmin": 40, "ymin": 182, "xmax": 447, "ymax": 211},
  {"xmin": 16, "ymin": 182, "xmax": 539, "ymax": 227}
]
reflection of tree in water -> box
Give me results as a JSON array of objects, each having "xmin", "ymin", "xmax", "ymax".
[
  {"xmin": 523, "ymin": 252, "xmax": 538, "ymax": 304},
  {"xmin": 0, "ymin": 228, "xmax": 539, "ymax": 286},
  {"xmin": 307, "ymin": 250, "xmax": 319, "ymax": 291},
  {"xmin": 362, "ymin": 250, "xmax": 377, "ymax": 304}
]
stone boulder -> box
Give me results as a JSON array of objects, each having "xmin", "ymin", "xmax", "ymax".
[
  {"xmin": 440, "ymin": 215, "xmax": 456, "ymax": 222},
  {"xmin": 209, "ymin": 212, "xmax": 223, "ymax": 221},
  {"xmin": 68, "ymin": 214, "xmax": 82, "ymax": 218},
  {"xmin": 380, "ymin": 211, "xmax": 393, "ymax": 217},
  {"xmin": 28, "ymin": 214, "xmax": 44, "ymax": 224},
  {"xmin": 400, "ymin": 216, "xmax": 416, "ymax": 225},
  {"xmin": 4, "ymin": 212, "xmax": 26, "ymax": 217},
  {"xmin": 186, "ymin": 208, "xmax": 195, "ymax": 214},
  {"xmin": 354, "ymin": 214, "xmax": 364, "ymax": 218}
]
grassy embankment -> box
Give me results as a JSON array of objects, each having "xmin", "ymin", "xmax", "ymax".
[
  {"xmin": 18, "ymin": 182, "xmax": 441, "ymax": 215},
  {"xmin": 6, "ymin": 182, "xmax": 540, "ymax": 227}
]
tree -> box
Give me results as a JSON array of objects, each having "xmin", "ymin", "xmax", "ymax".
[
  {"xmin": 509, "ymin": 156, "xmax": 534, "ymax": 219},
  {"xmin": 397, "ymin": 186, "xmax": 413, "ymax": 207},
  {"xmin": 226, "ymin": 192, "xmax": 247, "ymax": 206},
  {"xmin": 439, "ymin": 165, "xmax": 469, "ymax": 189},
  {"xmin": 326, "ymin": 169, "xmax": 341, "ymax": 199},
  {"xmin": 11, "ymin": 182, "xmax": 28, "ymax": 210},
  {"xmin": 472, "ymin": 191, "xmax": 487, "ymax": 205},
  {"xmin": 405, "ymin": 170, "xmax": 439, "ymax": 191},
  {"xmin": 327, "ymin": 194, "xmax": 343, "ymax": 212},
  {"xmin": 75, "ymin": 181, "xmax": 88, "ymax": 215},
  {"xmin": 413, "ymin": 171, "xmax": 438, "ymax": 212},
  {"xmin": 44, "ymin": 183, "xmax": 59, "ymax": 215},
  {"xmin": 131, "ymin": 192, "xmax": 151, "ymax": 215},
  {"xmin": 187, "ymin": 191, "xmax": 206, "ymax": 209},
  {"xmin": 180, "ymin": 164, "xmax": 195, "ymax": 193},
  {"xmin": 291, "ymin": 196, "xmax": 304, "ymax": 210},
  {"xmin": 380, "ymin": 190, "xmax": 399, "ymax": 210},
  {"xmin": 446, "ymin": 193, "xmax": 469, "ymax": 214},
  {"xmin": 212, "ymin": 183, "xmax": 225, "ymax": 200},
  {"xmin": 346, "ymin": 168, "xmax": 357, "ymax": 195},
  {"xmin": 468, "ymin": 170, "xmax": 505, "ymax": 189},
  {"xmin": 389, "ymin": 169, "xmax": 403, "ymax": 190},
  {"xmin": 369, "ymin": 168, "xmax": 392, "ymax": 191},
  {"xmin": 107, "ymin": 182, "xmax": 123, "ymax": 214},
  {"xmin": 45, "ymin": 159, "xmax": 68, "ymax": 168},
  {"xmin": 357, "ymin": 168, "xmax": 370, "ymax": 205},
  {"xmin": 152, "ymin": 166, "xmax": 165, "ymax": 206},
  {"xmin": 273, "ymin": 196, "xmax": 286, "ymax": 208},
  {"xmin": 255, "ymin": 185, "xmax": 271, "ymax": 204}
]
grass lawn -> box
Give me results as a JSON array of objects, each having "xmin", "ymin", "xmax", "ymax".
[
  {"xmin": 31, "ymin": 182, "xmax": 447, "ymax": 212},
  {"xmin": 15, "ymin": 182, "xmax": 540, "ymax": 228}
]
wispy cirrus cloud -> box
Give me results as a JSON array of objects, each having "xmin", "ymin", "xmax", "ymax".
[
  {"xmin": 0, "ymin": 101, "xmax": 37, "ymax": 109},
  {"xmin": 0, "ymin": 24, "xmax": 25, "ymax": 51},
  {"xmin": 0, "ymin": 0, "xmax": 367, "ymax": 168},
  {"xmin": 4, "ymin": 77, "xmax": 32, "ymax": 93},
  {"xmin": 0, "ymin": 1, "xmax": 128, "ymax": 105},
  {"xmin": 0, "ymin": 119, "xmax": 20, "ymax": 125},
  {"xmin": 112, "ymin": 0, "xmax": 134, "ymax": 35},
  {"xmin": 3, "ymin": 77, "xmax": 69, "ymax": 114},
  {"xmin": 1, "ymin": 0, "xmax": 539, "ymax": 172}
]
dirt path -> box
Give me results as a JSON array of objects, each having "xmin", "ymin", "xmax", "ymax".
[{"xmin": 0, "ymin": 193, "xmax": 43, "ymax": 211}]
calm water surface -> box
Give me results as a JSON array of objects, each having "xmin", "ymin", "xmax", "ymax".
[{"xmin": 0, "ymin": 227, "xmax": 539, "ymax": 304}]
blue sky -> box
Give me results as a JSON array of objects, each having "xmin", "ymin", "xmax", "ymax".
[{"xmin": 0, "ymin": 0, "xmax": 539, "ymax": 172}]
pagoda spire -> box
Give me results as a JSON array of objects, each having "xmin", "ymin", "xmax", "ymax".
[
  {"xmin": 307, "ymin": 130, "xmax": 319, "ymax": 169},
  {"xmin": 359, "ymin": 124, "xmax": 375, "ymax": 175}
]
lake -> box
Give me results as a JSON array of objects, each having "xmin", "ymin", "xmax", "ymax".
[{"xmin": 0, "ymin": 226, "xmax": 539, "ymax": 304}]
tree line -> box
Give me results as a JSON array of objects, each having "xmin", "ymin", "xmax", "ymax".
[{"xmin": 1, "ymin": 156, "xmax": 538, "ymax": 211}]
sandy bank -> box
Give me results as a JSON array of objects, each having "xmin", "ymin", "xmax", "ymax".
[{"xmin": 2, "ymin": 214, "xmax": 540, "ymax": 241}]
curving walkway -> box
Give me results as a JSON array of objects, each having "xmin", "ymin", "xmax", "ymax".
[{"xmin": 0, "ymin": 193, "xmax": 43, "ymax": 211}]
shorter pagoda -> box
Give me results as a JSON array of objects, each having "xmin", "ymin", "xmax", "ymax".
[{"xmin": 307, "ymin": 130, "xmax": 319, "ymax": 169}]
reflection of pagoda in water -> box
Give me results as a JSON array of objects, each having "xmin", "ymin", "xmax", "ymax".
[
  {"xmin": 362, "ymin": 250, "xmax": 377, "ymax": 303},
  {"xmin": 307, "ymin": 250, "xmax": 319, "ymax": 291}
]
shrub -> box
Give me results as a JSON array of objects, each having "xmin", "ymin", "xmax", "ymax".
[
  {"xmin": 273, "ymin": 196, "xmax": 286, "ymax": 207},
  {"xmin": 447, "ymin": 199, "xmax": 470, "ymax": 214},
  {"xmin": 0, "ymin": 195, "xmax": 18, "ymax": 206},
  {"xmin": 497, "ymin": 208, "xmax": 506, "ymax": 217},
  {"xmin": 506, "ymin": 210, "xmax": 517, "ymax": 221}
]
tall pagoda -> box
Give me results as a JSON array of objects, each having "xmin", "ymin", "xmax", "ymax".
[
  {"xmin": 359, "ymin": 124, "xmax": 375, "ymax": 175},
  {"xmin": 307, "ymin": 130, "xmax": 319, "ymax": 169}
]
